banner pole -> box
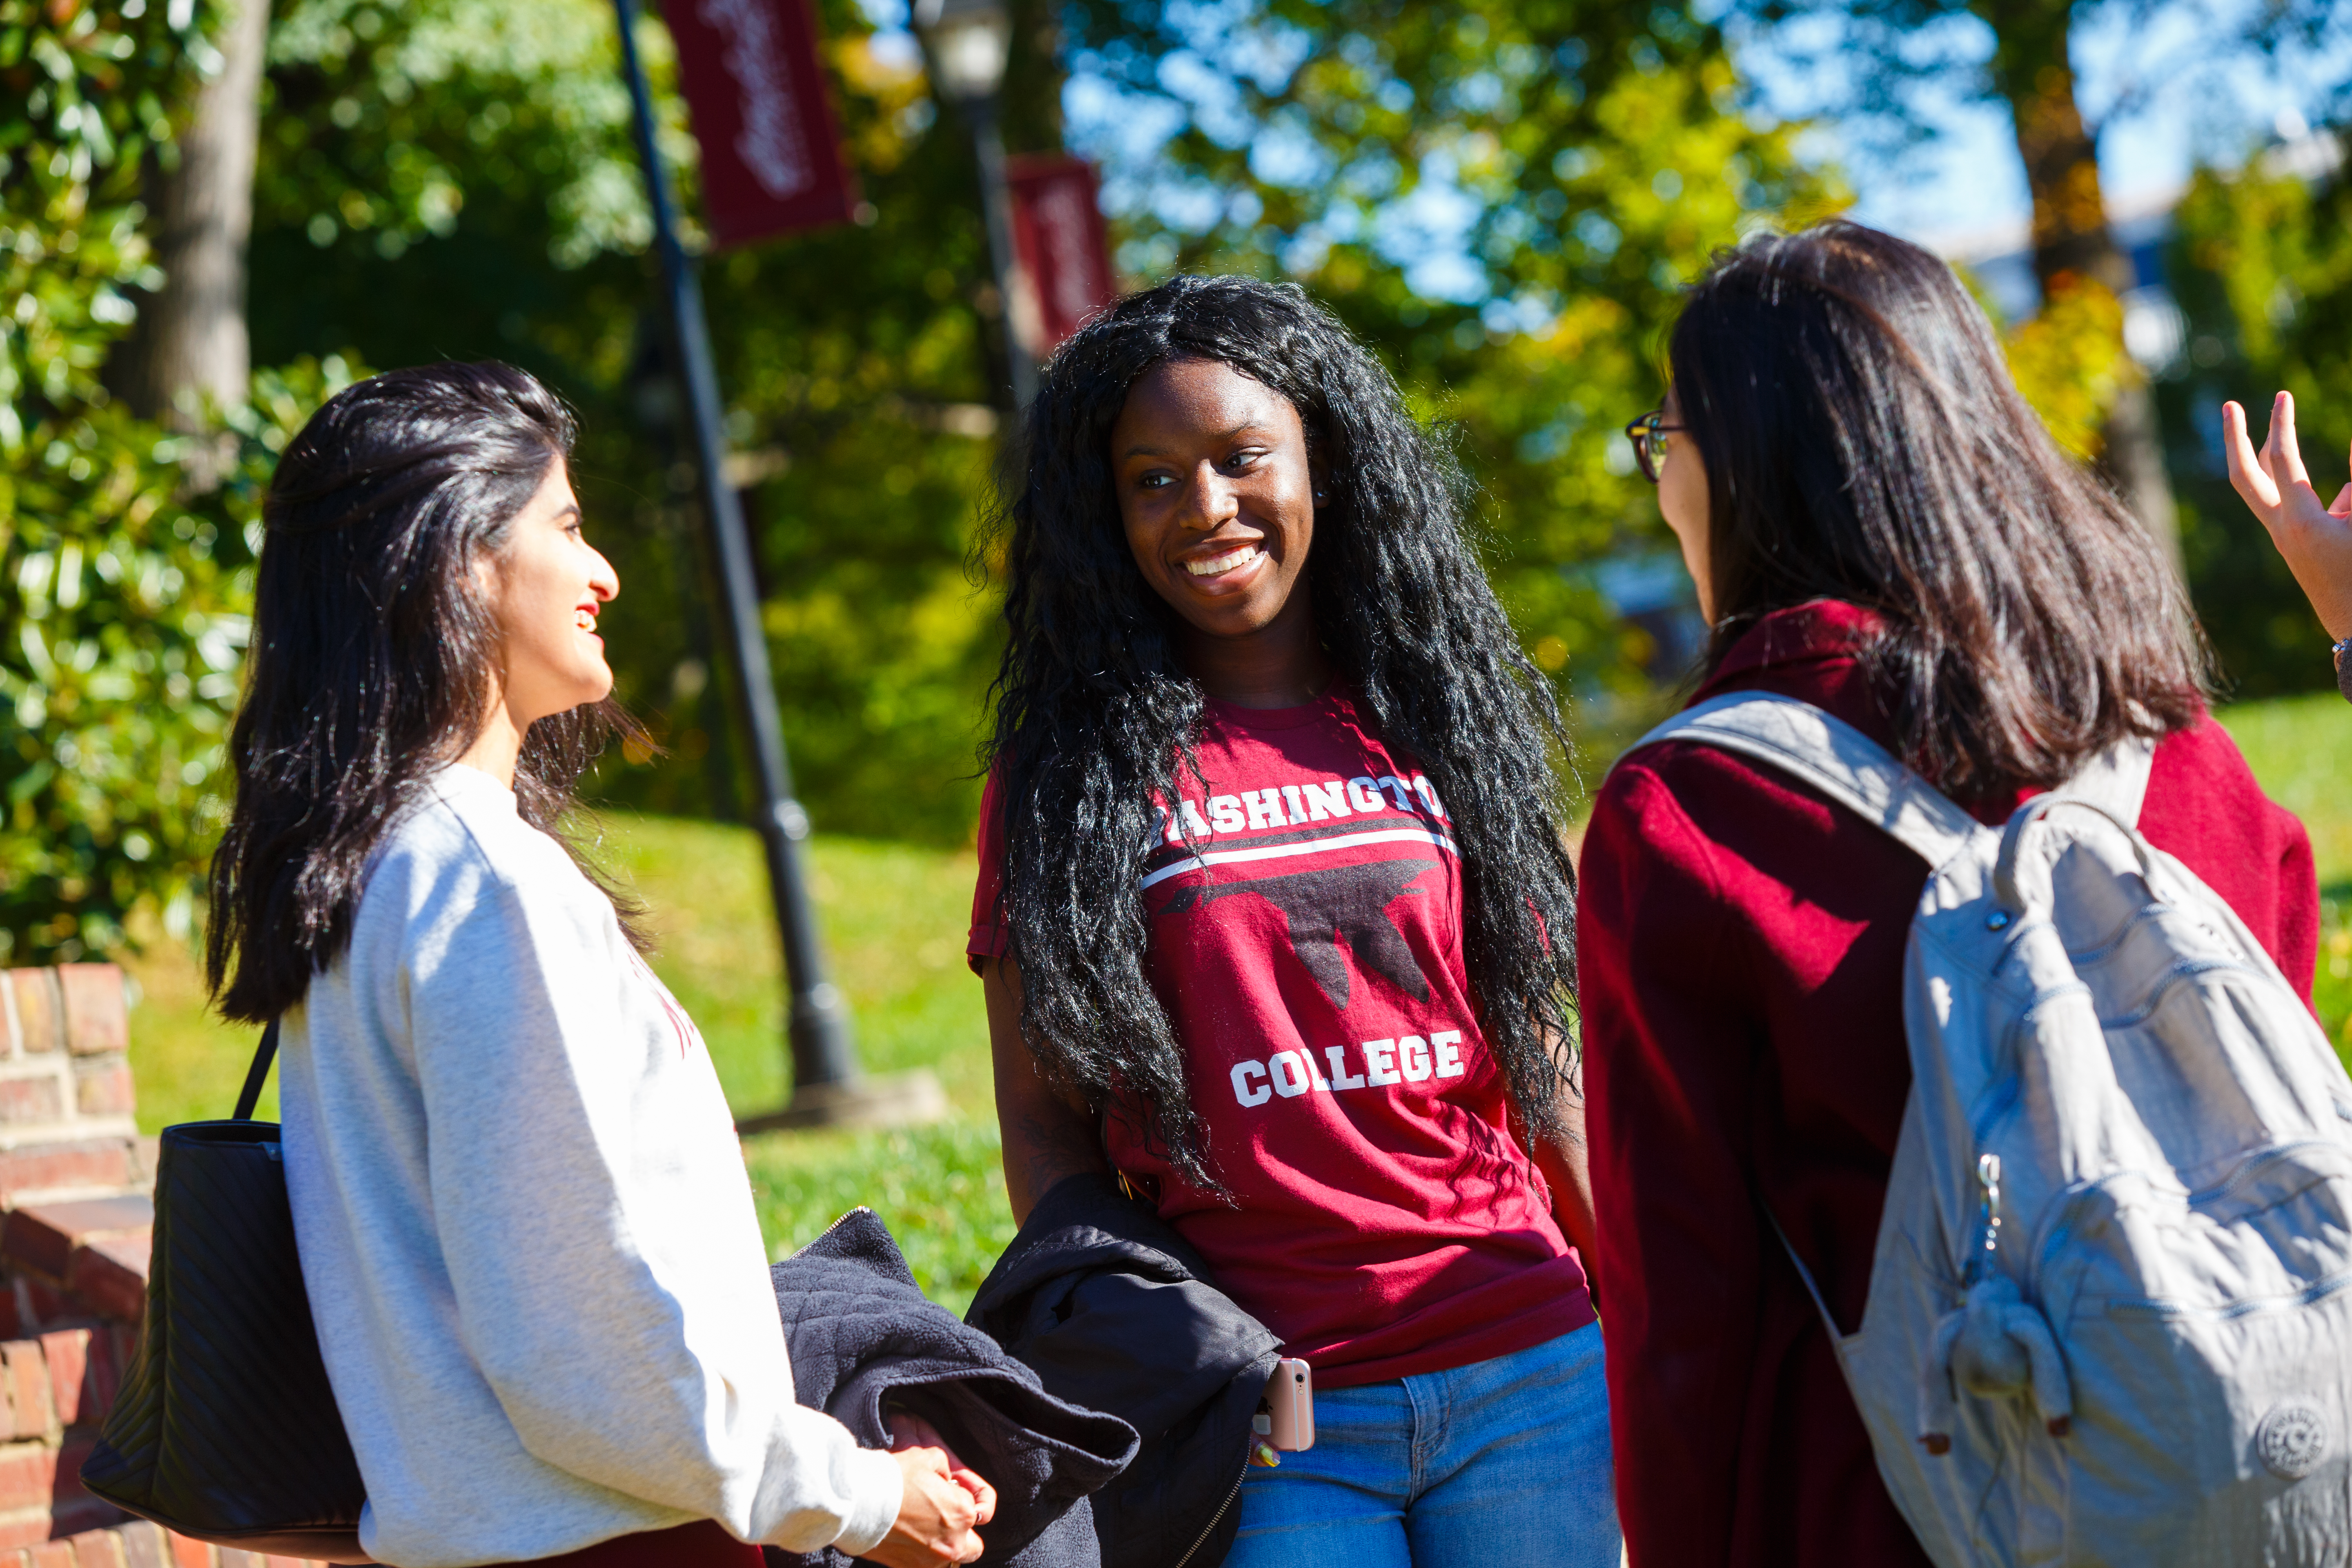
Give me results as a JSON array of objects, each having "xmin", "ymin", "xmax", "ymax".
[{"xmin": 612, "ymin": 0, "xmax": 940, "ymax": 1131}]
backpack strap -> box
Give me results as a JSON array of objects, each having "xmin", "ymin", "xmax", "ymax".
[
  {"xmin": 1623, "ymin": 692, "xmax": 1983, "ymax": 873},
  {"xmin": 2053, "ymin": 736, "xmax": 2155, "ymax": 828}
]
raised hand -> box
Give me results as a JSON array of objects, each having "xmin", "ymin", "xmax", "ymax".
[{"xmin": 2223, "ymin": 391, "xmax": 2352, "ymax": 640}]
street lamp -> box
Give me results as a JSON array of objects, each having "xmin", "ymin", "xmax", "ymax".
[
  {"xmin": 612, "ymin": 0, "xmax": 944, "ymax": 1134},
  {"xmin": 915, "ymin": 0, "xmax": 1039, "ymax": 412}
]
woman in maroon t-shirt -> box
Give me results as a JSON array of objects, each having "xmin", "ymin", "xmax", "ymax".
[
  {"xmin": 1581, "ymin": 221, "xmax": 2318, "ymax": 1566},
  {"xmin": 969, "ymin": 276, "xmax": 1617, "ymax": 1564}
]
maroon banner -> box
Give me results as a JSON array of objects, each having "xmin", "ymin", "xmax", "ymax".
[
  {"xmin": 663, "ymin": 0, "xmax": 858, "ymax": 247},
  {"xmin": 1006, "ymin": 154, "xmax": 1115, "ymax": 353}
]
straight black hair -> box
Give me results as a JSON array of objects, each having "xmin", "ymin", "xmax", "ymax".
[
  {"xmin": 985, "ymin": 274, "xmax": 1579, "ymax": 1189},
  {"xmin": 1670, "ymin": 221, "xmax": 2206, "ymax": 802},
  {"xmin": 209, "ymin": 361, "xmax": 644, "ymax": 1022}
]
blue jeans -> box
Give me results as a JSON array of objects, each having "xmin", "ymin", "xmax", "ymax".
[{"xmin": 1222, "ymin": 1322, "xmax": 1620, "ymax": 1568}]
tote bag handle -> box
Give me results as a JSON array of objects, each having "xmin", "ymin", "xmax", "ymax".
[{"xmin": 234, "ymin": 1017, "xmax": 281, "ymax": 1122}]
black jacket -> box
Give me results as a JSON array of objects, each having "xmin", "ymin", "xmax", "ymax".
[
  {"xmin": 965, "ymin": 1176, "xmax": 1282, "ymax": 1568},
  {"xmin": 768, "ymin": 1207, "xmax": 1139, "ymax": 1568}
]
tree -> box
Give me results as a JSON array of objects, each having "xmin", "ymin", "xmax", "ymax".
[
  {"xmin": 109, "ymin": 0, "xmax": 272, "ymax": 437},
  {"xmin": 227, "ymin": 0, "xmax": 1827, "ymax": 846},
  {"xmin": 1980, "ymin": 0, "xmax": 2176, "ymax": 561},
  {"xmin": 0, "ymin": 0, "xmax": 351, "ymax": 964},
  {"xmin": 1724, "ymin": 0, "xmax": 2343, "ymax": 568},
  {"xmin": 242, "ymin": 0, "xmax": 1027, "ymax": 843}
]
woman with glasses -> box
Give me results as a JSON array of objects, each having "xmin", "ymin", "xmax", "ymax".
[
  {"xmin": 1578, "ymin": 223, "xmax": 2316, "ymax": 1566},
  {"xmin": 971, "ymin": 274, "xmax": 1618, "ymax": 1566}
]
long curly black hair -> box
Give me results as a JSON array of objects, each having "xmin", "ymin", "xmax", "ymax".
[{"xmin": 984, "ymin": 274, "xmax": 1579, "ymax": 1190}]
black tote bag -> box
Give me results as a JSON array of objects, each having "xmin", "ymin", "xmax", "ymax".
[{"xmin": 80, "ymin": 1020, "xmax": 373, "ymax": 1563}]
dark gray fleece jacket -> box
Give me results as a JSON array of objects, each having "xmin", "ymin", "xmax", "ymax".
[{"xmin": 769, "ymin": 1207, "xmax": 1138, "ymax": 1568}]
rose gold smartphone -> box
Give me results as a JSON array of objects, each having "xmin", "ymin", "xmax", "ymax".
[{"xmin": 1266, "ymin": 1358, "xmax": 1314, "ymax": 1450}]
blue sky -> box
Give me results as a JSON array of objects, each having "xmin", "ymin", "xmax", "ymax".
[
  {"xmin": 863, "ymin": 0, "xmax": 2349, "ymax": 282},
  {"xmin": 1735, "ymin": 0, "xmax": 2352, "ymax": 252}
]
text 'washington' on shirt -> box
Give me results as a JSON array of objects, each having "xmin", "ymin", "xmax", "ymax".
[{"xmin": 971, "ymin": 685, "xmax": 1593, "ymax": 1389}]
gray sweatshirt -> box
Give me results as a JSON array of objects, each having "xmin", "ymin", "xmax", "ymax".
[{"xmin": 281, "ymin": 764, "xmax": 903, "ymax": 1566}]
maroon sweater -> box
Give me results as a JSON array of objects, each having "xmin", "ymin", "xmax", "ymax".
[{"xmin": 1578, "ymin": 600, "xmax": 2319, "ymax": 1568}]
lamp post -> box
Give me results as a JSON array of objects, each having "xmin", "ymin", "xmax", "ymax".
[
  {"xmin": 914, "ymin": 0, "xmax": 1038, "ymax": 412},
  {"xmin": 613, "ymin": 0, "xmax": 942, "ymax": 1133}
]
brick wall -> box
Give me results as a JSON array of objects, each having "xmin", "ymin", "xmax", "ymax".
[
  {"xmin": 0, "ymin": 968, "xmax": 295, "ymax": 1566},
  {"xmin": 0, "ymin": 969, "xmax": 144, "ymax": 1217},
  {"xmin": 0, "ymin": 1328, "xmax": 311, "ymax": 1561}
]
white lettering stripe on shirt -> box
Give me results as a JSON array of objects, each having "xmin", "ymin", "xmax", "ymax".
[{"xmin": 1138, "ymin": 826, "xmax": 1460, "ymax": 891}]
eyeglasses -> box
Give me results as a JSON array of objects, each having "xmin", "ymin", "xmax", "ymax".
[{"xmin": 1624, "ymin": 408, "xmax": 1686, "ymax": 485}]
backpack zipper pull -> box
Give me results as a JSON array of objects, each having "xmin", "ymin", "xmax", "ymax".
[{"xmin": 1967, "ymin": 1153, "xmax": 2002, "ymax": 1285}]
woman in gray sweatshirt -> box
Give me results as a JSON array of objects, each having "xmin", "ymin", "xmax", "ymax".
[{"xmin": 202, "ymin": 363, "xmax": 992, "ymax": 1568}]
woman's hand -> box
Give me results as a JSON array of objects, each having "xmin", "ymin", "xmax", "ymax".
[
  {"xmin": 861, "ymin": 1442, "xmax": 990, "ymax": 1568},
  {"xmin": 2223, "ymin": 392, "xmax": 2352, "ymax": 640},
  {"xmin": 886, "ymin": 1411, "xmax": 997, "ymax": 1525}
]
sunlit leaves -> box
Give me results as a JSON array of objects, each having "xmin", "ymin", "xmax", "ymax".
[
  {"xmin": 0, "ymin": 356, "xmax": 363, "ymax": 964},
  {"xmin": 2002, "ymin": 272, "xmax": 2130, "ymax": 460},
  {"xmin": 0, "ymin": 0, "xmax": 219, "ymax": 447},
  {"xmin": 0, "ymin": 0, "xmax": 361, "ymax": 962},
  {"xmin": 261, "ymin": 0, "xmax": 692, "ymax": 267}
]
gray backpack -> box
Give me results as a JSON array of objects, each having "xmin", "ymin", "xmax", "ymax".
[{"xmin": 1626, "ymin": 691, "xmax": 2352, "ymax": 1567}]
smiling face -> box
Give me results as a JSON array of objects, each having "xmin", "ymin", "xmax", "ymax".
[
  {"xmin": 483, "ymin": 457, "xmax": 619, "ymax": 727},
  {"xmin": 1111, "ymin": 357, "xmax": 1322, "ymax": 650}
]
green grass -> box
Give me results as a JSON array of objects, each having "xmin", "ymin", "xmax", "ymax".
[
  {"xmin": 2214, "ymin": 694, "xmax": 2352, "ymax": 888},
  {"xmin": 2216, "ymin": 693, "xmax": 2352, "ymax": 1056},
  {"xmin": 590, "ymin": 817, "xmax": 1013, "ymax": 1311},
  {"xmin": 118, "ymin": 822, "xmax": 1011, "ymax": 1312},
  {"xmin": 108, "ymin": 689, "xmax": 2352, "ymax": 1316}
]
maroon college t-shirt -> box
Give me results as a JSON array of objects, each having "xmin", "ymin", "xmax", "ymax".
[{"xmin": 970, "ymin": 686, "xmax": 1593, "ymax": 1388}]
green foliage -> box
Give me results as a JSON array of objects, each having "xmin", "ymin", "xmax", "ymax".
[
  {"xmin": 1065, "ymin": 0, "xmax": 1838, "ymax": 697},
  {"xmin": 0, "ymin": 0, "xmax": 218, "ymax": 440},
  {"xmin": 262, "ymin": 0, "xmax": 679, "ymax": 269},
  {"xmin": 2000, "ymin": 272, "xmax": 2134, "ymax": 461},
  {"xmin": 2161, "ymin": 155, "xmax": 2352, "ymax": 698},
  {"xmin": 0, "ymin": 357, "xmax": 364, "ymax": 964},
  {"xmin": 0, "ymin": 0, "xmax": 357, "ymax": 963},
  {"xmin": 252, "ymin": 0, "xmax": 683, "ymax": 384},
  {"xmin": 241, "ymin": 0, "xmax": 1831, "ymax": 841},
  {"xmin": 246, "ymin": 0, "xmax": 1006, "ymax": 844}
]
